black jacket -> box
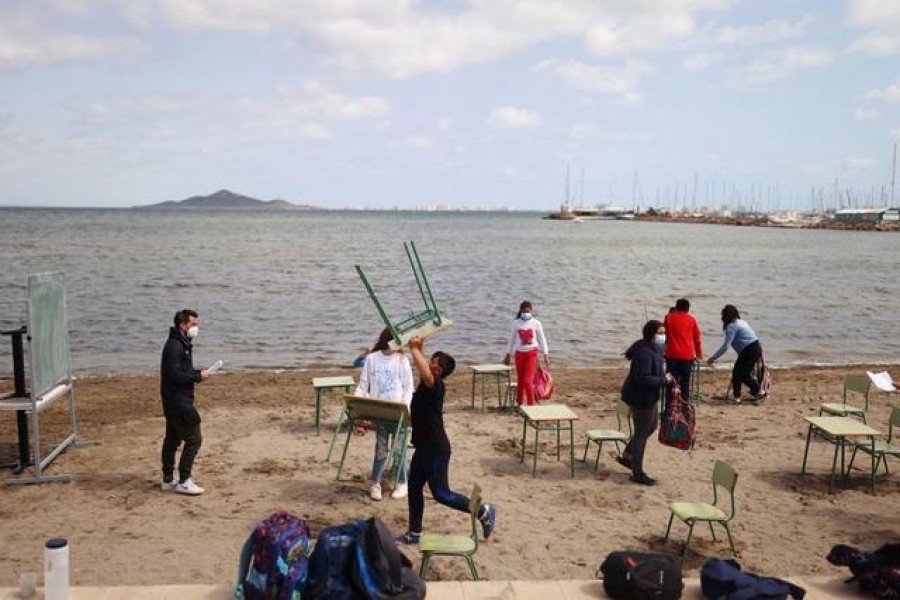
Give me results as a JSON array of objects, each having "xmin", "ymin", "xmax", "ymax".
[
  {"xmin": 621, "ymin": 340, "xmax": 665, "ymax": 409},
  {"xmin": 160, "ymin": 327, "xmax": 201, "ymax": 420}
]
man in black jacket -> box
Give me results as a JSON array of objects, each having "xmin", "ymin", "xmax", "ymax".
[{"xmin": 160, "ymin": 309, "xmax": 212, "ymax": 495}]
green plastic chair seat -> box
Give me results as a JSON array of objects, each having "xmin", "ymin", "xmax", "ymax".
[
  {"xmin": 419, "ymin": 533, "xmax": 476, "ymax": 554},
  {"xmin": 820, "ymin": 403, "xmax": 865, "ymax": 416},
  {"xmin": 585, "ymin": 429, "xmax": 628, "ymax": 442},
  {"xmin": 669, "ymin": 501, "xmax": 727, "ymax": 522}
]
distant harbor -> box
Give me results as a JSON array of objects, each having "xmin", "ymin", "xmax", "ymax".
[{"xmin": 546, "ymin": 204, "xmax": 900, "ymax": 231}]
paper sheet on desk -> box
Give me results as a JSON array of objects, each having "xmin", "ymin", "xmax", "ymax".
[{"xmin": 867, "ymin": 371, "xmax": 896, "ymax": 392}]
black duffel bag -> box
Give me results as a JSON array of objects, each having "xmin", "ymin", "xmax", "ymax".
[{"xmin": 599, "ymin": 551, "xmax": 683, "ymax": 600}]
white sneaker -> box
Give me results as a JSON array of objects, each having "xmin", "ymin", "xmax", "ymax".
[
  {"xmin": 161, "ymin": 480, "xmax": 177, "ymax": 492},
  {"xmin": 174, "ymin": 478, "xmax": 204, "ymax": 496},
  {"xmin": 390, "ymin": 483, "xmax": 408, "ymax": 499},
  {"xmin": 369, "ymin": 482, "xmax": 382, "ymax": 501}
]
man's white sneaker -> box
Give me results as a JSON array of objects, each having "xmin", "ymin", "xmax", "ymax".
[
  {"xmin": 161, "ymin": 480, "xmax": 177, "ymax": 492},
  {"xmin": 390, "ymin": 483, "xmax": 408, "ymax": 499},
  {"xmin": 369, "ymin": 482, "xmax": 383, "ymax": 501},
  {"xmin": 174, "ymin": 478, "xmax": 204, "ymax": 496}
]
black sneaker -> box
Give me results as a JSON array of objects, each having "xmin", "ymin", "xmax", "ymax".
[
  {"xmin": 615, "ymin": 455, "xmax": 632, "ymax": 470},
  {"xmin": 630, "ymin": 472, "xmax": 657, "ymax": 486},
  {"xmin": 395, "ymin": 531, "xmax": 420, "ymax": 545},
  {"xmin": 479, "ymin": 504, "xmax": 497, "ymax": 539}
]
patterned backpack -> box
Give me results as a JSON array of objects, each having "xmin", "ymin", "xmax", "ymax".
[
  {"xmin": 234, "ymin": 511, "xmax": 312, "ymax": 600},
  {"xmin": 658, "ymin": 385, "xmax": 695, "ymax": 450}
]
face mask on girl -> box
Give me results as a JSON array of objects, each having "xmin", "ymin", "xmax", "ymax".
[
  {"xmin": 521, "ymin": 312, "xmax": 533, "ymax": 321},
  {"xmin": 655, "ymin": 334, "xmax": 666, "ymax": 351}
]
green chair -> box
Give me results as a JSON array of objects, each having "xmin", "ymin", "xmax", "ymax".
[
  {"xmin": 664, "ymin": 460, "xmax": 738, "ymax": 561},
  {"xmin": 848, "ymin": 406, "xmax": 900, "ymax": 476},
  {"xmin": 820, "ymin": 374, "xmax": 871, "ymax": 422},
  {"xmin": 583, "ymin": 400, "xmax": 632, "ymax": 471},
  {"xmin": 419, "ymin": 484, "xmax": 483, "ymax": 580}
]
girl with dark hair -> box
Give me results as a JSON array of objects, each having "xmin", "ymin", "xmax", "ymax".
[
  {"xmin": 706, "ymin": 304, "xmax": 764, "ymax": 403},
  {"xmin": 355, "ymin": 328, "xmax": 414, "ymax": 501},
  {"xmin": 502, "ymin": 300, "xmax": 551, "ymax": 407},
  {"xmin": 618, "ymin": 320, "xmax": 674, "ymax": 486}
]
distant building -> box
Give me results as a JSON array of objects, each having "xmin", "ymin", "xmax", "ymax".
[{"xmin": 833, "ymin": 207, "xmax": 888, "ymax": 223}]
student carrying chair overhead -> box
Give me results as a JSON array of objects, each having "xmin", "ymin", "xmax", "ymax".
[{"xmin": 396, "ymin": 336, "xmax": 496, "ymax": 547}]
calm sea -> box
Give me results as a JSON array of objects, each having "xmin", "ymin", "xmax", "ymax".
[{"xmin": 1, "ymin": 207, "xmax": 898, "ymax": 375}]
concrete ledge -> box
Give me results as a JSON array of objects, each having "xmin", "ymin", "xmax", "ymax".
[{"xmin": 0, "ymin": 577, "xmax": 867, "ymax": 599}]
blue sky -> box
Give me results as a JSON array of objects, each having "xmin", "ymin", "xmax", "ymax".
[{"xmin": 1, "ymin": 0, "xmax": 898, "ymax": 211}]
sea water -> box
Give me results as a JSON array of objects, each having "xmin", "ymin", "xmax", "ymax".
[{"xmin": 1, "ymin": 207, "xmax": 898, "ymax": 374}]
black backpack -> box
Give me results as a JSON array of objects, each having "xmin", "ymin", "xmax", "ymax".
[
  {"xmin": 827, "ymin": 543, "xmax": 900, "ymax": 599},
  {"xmin": 599, "ymin": 551, "xmax": 683, "ymax": 600},
  {"xmin": 700, "ymin": 558, "xmax": 805, "ymax": 600}
]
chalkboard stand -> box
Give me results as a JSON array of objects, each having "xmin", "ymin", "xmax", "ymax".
[{"xmin": 0, "ymin": 326, "xmax": 31, "ymax": 473}]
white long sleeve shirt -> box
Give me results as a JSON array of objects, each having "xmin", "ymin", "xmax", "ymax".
[
  {"xmin": 507, "ymin": 317, "xmax": 549, "ymax": 356},
  {"xmin": 355, "ymin": 350, "xmax": 414, "ymax": 407}
]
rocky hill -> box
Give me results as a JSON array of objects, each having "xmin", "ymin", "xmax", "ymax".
[{"xmin": 137, "ymin": 189, "xmax": 318, "ymax": 210}]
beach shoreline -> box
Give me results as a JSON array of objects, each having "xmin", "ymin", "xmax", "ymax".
[{"xmin": 0, "ymin": 364, "xmax": 897, "ymax": 586}]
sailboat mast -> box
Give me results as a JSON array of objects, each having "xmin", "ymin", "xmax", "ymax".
[{"xmin": 891, "ymin": 142, "xmax": 897, "ymax": 206}]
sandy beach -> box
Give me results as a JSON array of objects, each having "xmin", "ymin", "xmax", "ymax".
[{"xmin": 0, "ymin": 364, "xmax": 897, "ymax": 587}]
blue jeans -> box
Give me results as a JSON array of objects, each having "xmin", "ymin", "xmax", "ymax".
[
  {"xmin": 407, "ymin": 449, "xmax": 471, "ymax": 533},
  {"xmin": 371, "ymin": 425, "xmax": 407, "ymax": 485}
]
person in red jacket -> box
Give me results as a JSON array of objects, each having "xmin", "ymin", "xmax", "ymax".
[{"xmin": 663, "ymin": 298, "xmax": 703, "ymax": 404}]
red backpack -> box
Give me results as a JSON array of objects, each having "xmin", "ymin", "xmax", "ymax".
[
  {"xmin": 658, "ymin": 386, "xmax": 695, "ymax": 450},
  {"xmin": 535, "ymin": 367, "xmax": 555, "ymax": 401}
]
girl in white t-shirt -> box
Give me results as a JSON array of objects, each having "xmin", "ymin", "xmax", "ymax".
[
  {"xmin": 503, "ymin": 300, "xmax": 551, "ymax": 406},
  {"xmin": 356, "ymin": 328, "xmax": 414, "ymax": 501}
]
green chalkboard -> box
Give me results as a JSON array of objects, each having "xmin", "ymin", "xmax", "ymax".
[{"xmin": 28, "ymin": 272, "xmax": 70, "ymax": 396}]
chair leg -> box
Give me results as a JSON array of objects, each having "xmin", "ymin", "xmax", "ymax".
[
  {"xmin": 664, "ymin": 513, "xmax": 675, "ymax": 541},
  {"xmin": 723, "ymin": 523, "xmax": 737, "ymax": 557},
  {"xmin": 594, "ymin": 442, "xmax": 603, "ymax": 471},
  {"xmin": 465, "ymin": 555, "xmax": 480, "ymax": 581},
  {"xmin": 583, "ymin": 439, "xmax": 590, "ymax": 462},
  {"xmin": 682, "ymin": 522, "xmax": 696, "ymax": 561},
  {"xmin": 847, "ymin": 445, "xmax": 858, "ymax": 474},
  {"xmin": 708, "ymin": 521, "xmax": 717, "ymax": 542},
  {"xmin": 419, "ymin": 554, "xmax": 431, "ymax": 579}
]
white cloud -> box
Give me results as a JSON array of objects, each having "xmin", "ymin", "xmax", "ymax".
[
  {"xmin": 437, "ymin": 118, "xmax": 452, "ymax": 131},
  {"xmin": 234, "ymin": 80, "xmax": 390, "ymax": 140},
  {"xmin": 535, "ymin": 58, "xmax": 654, "ymax": 104},
  {"xmin": 730, "ymin": 45, "xmax": 833, "ymax": 86},
  {"xmin": 568, "ymin": 123, "xmax": 594, "ymax": 140},
  {"xmin": 585, "ymin": 13, "xmax": 696, "ymax": 57},
  {"xmin": 854, "ymin": 107, "xmax": 880, "ymax": 121},
  {"xmin": 845, "ymin": 157, "xmax": 876, "ymax": 170},
  {"xmin": 846, "ymin": 1, "xmax": 900, "ymax": 58},
  {"xmin": 683, "ymin": 52, "xmax": 723, "ymax": 71},
  {"xmin": 406, "ymin": 135, "xmax": 433, "ymax": 148},
  {"xmin": 715, "ymin": 17, "xmax": 812, "ymax": 47},
  {"xmin": 892, "ymin": 127, "xmax": 900, "ymax": 141},
  {"xmin": 863, "ymin": 80, "xmax": 900, "ymax": 104},
  {"xmin": 847, "ymin": 33, "xmax": 900, "ymax": 57},
  {"xmin": 488, "ymin": 106, "xmax": 539, "ymax": 129}
]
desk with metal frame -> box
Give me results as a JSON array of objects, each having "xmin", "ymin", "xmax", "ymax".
[
  {"xmin": 519, "ymin": 403, "xmax": 579, "ymax": 478},
  {"xmin": 312, "ymin": 376, "xmax": 355, "ymax": 434},
  {"xmin": 332, "ymin": 394, "xmax": 410, "ymax": 485},
  {"xmin": 470, "ymin": 364, "xmax": 512, "ymax": 412},
  {"xmin": 801, "ymin": 416, "xmax": 882, "ymax": 494}
]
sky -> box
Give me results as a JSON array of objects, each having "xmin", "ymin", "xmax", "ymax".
[{"xmin": 1, "ymin": 0, "xmax": 899, "ymax": 211}]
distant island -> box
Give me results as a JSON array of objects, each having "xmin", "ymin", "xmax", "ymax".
[{"xmin": 135, "ymin": 189, "xmax": 320, "ymax": 210}]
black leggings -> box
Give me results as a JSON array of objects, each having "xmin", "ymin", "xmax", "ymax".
[
  {"xmin": 732, "ymin": 340, "xmax": 762, "ymax": 398},
  {"xmin": 624, "ymin": 404, "xmax": 659, "ymax": 476}
]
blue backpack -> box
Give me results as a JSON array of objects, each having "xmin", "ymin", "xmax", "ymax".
[
  {"xmin": 305, "ymin": 517, "xmax": 425, "ymax": 600},
  {"xmin": 700, "ymin": 558, "xmax": 805, "ymax": 600},
  {"xmin": 234, "ymin": 511, "xmax": 312, "ymax": 600}
]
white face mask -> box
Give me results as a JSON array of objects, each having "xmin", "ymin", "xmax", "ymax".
[
  {"xmin": 521, "ymin": 312, "xmax": 533, "ymax": 321},
  {"xmin": 186, "ymin": 325, "xmax": 199, "ymax": 339}
]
